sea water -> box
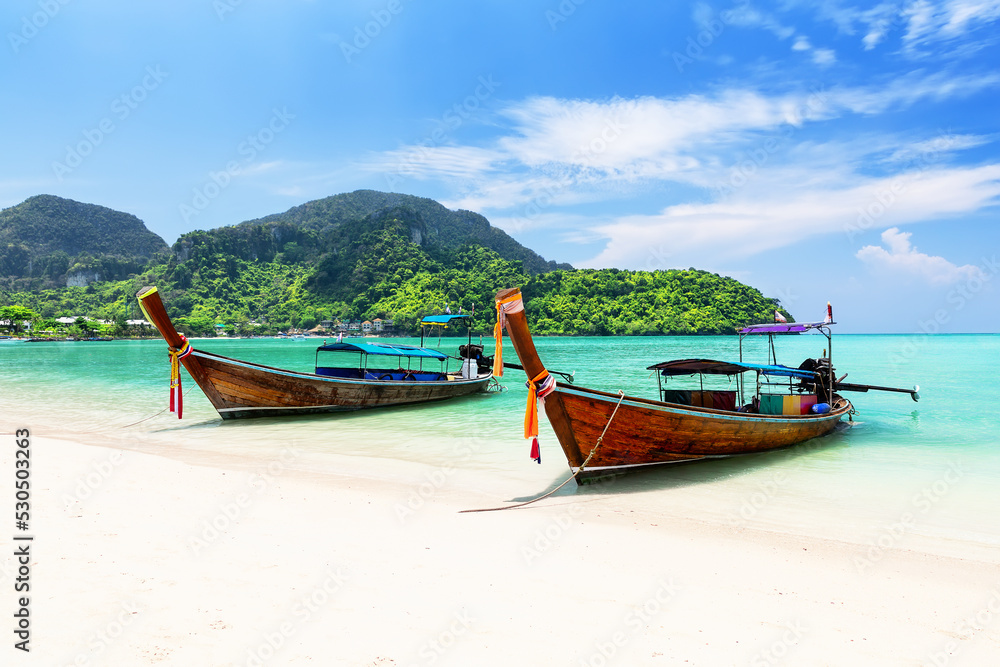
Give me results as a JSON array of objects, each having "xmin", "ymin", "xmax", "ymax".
[{"xmin": 1, "ymin": 333, "xmax": 997, "ymax": 561}]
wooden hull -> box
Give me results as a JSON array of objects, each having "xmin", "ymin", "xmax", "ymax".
[
  {"xmin": 183, "ymin": 349, "xmax": 492, "ymax": 419},
  {"xmin": 543, "ymin": 384, "xmax": 850, "ymax": 482}
]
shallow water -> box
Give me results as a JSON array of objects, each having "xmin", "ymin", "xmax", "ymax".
[{"xmin": 2, "ymin": 333, "xmax": 997, "ymax": 559}]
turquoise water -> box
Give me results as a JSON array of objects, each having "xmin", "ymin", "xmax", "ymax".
[{"xmin": 2, "ymin": 333, "xmax": 998, "ymax": 558}]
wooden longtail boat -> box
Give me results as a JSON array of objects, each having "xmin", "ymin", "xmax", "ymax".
[
  {"xmin": 137, "ymin": 286, "xmax": 493, "ymax": 420},
  {"xmin": 494, "ymin": 287, "xmax": 917, "ymax": 483}
]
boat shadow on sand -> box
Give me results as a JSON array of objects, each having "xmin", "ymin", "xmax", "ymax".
[
  {"xmin": 508, "ymin": 421, "xmax": 857, "ymax": 503},
  {"xmin": 148, "ymin": 389, "xmax": 497, "ymax": 434}
]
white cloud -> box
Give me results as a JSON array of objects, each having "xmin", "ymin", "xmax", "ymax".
[
  {"xmin": 691, "ymin": 2, "xmax": 716, "ymax": 27},
  {"xmin": 789, "ymin": 33, "xmax": 835, "ymax": 65},
  {"xmin": 725, "ymin": 5, "xmax": 796, "ymax": 39},
  {"xmin": 369, "ymin": 145, "xmax": 503, "ymax": 181},
  {"xmin": 860, "ymin": 3, "xmax": 899, "ymax": 50},
  {"xmin": 826, "ymin": 70, "xmax": 1000, "ymax": 114},
  {"xmin": 494, "ymin": 92, "xmax": 808, "ymax": 172},
  {"xmin": 903, "ymin": 0, "xmax": 937, "ymax": 46},
  {"xmin": 484, "ymin": 211, "xmax": 600, "ymax": 238},
  {"xmin": 241, "ymin": 160, "xmax": 285, "ymax": 176},
  {"xmin": 810, "ymin": 0, "xmax": 1000, "ymax": 54},
  {"xmin": 812, "ymin": 48, "xmax": 837, "ymax": 65},
  {"xmin": 902, "ymin": 0, "xmax": 1000, "ymax": 53},
  {"xmin": 408, "ymin": 72, "xmax": 995, "ymax": 212},
  {"xmin": 580, "ymin": 164, "xmax": 1000, "ymax": 269},
  {"xmin": 945, "ymin": 0, "xmax": 1000, "ymax": 32},
  {"xmin": 862, "ymin": 27, "xmax": 888, "ymax": 49},
  {"xmin": 885, "ymin": 133, "xmax": 993, "ymax": 162},
  {"xmin": 856, "ymin": 227, "xmax": 985, "ymax": 284},
  {"xmin": 366, "ymin": 71, "xmax": 998, "ymax": 198},
  {"xmin": 441, "ymin": 171, "xmax": 606, "ymax": 218}
]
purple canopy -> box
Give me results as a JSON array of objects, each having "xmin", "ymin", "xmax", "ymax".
[{"xmin": 739, "ymin": 321, "xmax": 833, "ymax": 334}]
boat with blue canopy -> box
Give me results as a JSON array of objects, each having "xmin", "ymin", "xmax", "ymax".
[{"xmin": 135, "ymin": 286, "xmax": 494, "ymax": 420}]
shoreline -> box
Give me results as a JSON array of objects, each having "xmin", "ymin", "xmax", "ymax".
[
  {"xmin": 6, "ymin": 332, "xmax": 997, "ymax": 343},
  {"xmin": 5, "ymin": 433, "xmax": 998, "ymax": 665}
]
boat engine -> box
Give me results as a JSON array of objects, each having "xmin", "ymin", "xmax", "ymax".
[
  {"xmin": 459, "ymin": 343, "xmax": 483, "ymax": 359},
  {"xmin": 459, "ymin": 343, "xmax": 491, "ymax": 376},
  {"xmin": 798, "ymin": 357, "xmax": 835, "ymax": 402}
]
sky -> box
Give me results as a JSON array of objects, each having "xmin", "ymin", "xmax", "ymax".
[{"xmin": 2, "ymin": 0, "xmax": 998, "ymax": 332}]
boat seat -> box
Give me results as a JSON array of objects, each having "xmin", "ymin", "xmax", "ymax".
[
  {"xmin": 661, "ymin": 389, "xmax": 692, "ymax": 405},
  {"xmin": 315, "ymin": 367, "xmax": 363, "ymax": 378},
  {"xmin": 316, "ymin": 367, "xmax": 448, "ymax": 381},
  {"xmin": 759, "ymin": 394, "xmax": 818, "ymax": 415},
  {"xmin": 662, "ymin": 390, "xmax": 737, "ymax": 411}
]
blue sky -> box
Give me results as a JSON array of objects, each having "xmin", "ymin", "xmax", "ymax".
[{"xmin": 2, "ymin": 0, "xmax": 998, "ymax": 332}]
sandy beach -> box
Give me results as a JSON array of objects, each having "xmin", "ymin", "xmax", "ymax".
[{"xmin": 2, "ymin": 431, "xmax": 996, "ymax": 667}]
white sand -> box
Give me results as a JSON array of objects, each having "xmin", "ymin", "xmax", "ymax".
[{"xmin": 4, "ymin": 435, "xmax": 999, "ymax": 666}]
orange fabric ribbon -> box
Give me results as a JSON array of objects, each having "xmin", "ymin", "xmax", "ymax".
[
  {"xmin": 493, "ymin": 293, "xmax": 523, "ymax": 377},
  {"xmin": 493, "ymin": 306, "xmax": 504, "ymax": 377},
  {"xmin": 524, "ymin": 369, "xmax": 550, "ymax": 439}
]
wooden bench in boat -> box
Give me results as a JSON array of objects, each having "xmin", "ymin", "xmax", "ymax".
[{"xmin": 661, "ymin": 389, "xmax": 737, "ymax": 411}]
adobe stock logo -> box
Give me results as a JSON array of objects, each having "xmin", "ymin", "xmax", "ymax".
[
  {"xmin": 8, "ymin": 0, "xmax": 72, "ymax": 54},
  {"xmin": 339, "ymin": 0, "xmax": 410, "ymax": 64},
  {"xmin": 179, "ymin": 107, "xmax": 294, "ymax": 223}
]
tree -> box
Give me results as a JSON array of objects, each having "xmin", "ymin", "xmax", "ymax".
[
  {"xmin": 74, "ymin": 316, "xmax": 95, "ymax": 337},
  {"xmin": 0, "ymin": 305, "xmax": 39, "ymax": 334},
  {"xmin": 112, "ymin": 313, "xmax": 129, "ymax": 338}
]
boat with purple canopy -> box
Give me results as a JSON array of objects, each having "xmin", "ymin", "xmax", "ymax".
[{"xmin": 494, "ymin": 288, "xmax": 919, "ymax": 483}]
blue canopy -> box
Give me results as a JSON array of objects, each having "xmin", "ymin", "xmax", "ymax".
[
  {"xmin": 420, "ymin": 314, "xmax": 471, "ymax": 326},
  {"xmin": 646, "ymin": 358, "xmax": 816, "ymax": 380},
  {"xmin": 317, "ymin": 341, "xmax": 448, "ymax": 360}
]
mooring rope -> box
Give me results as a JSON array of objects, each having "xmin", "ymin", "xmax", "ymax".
[
  {"xmin": 118, "ymin": 386, "xmax": 197, "ymax": 429},
  {"xmin": 460, "ymin": 390, "xmax": 626, "ymax": 513}
]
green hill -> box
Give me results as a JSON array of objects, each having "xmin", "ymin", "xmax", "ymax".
[
  {"xmin": 0, "ymin": 191, "xmax": 790, "ymax": 336},
  {"xmin": 192, "ymin": 189, "xmax": 572, "ymax": 276},
  {"xmin": 0, "ymin": 194, "xmax": 169, "ymax": 290},
  {"xmin": 522, "ymin": 269, "xmax": 787, "ymax": 335}
]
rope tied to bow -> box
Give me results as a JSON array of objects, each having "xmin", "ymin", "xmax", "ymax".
[{"xmin": 459, "ymin": 390, "xmax": 626, "ymax": 513}]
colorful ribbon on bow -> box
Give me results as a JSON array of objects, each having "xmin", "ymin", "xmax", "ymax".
[
  {"xmin": 493, "ymin": 292, "xmax": 524, "ymax": 377},
  {"xmin": 168, "ymin": 336, "xmax": 193, "ymax": 419},
  {"xmin": 525, "ymin": 369, "xmax": 556, "ymax": 464}
]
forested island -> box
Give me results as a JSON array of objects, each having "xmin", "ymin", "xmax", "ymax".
[{"xmin": 0, "ymin": 192, "xmax": 790, "ymax": 337}]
